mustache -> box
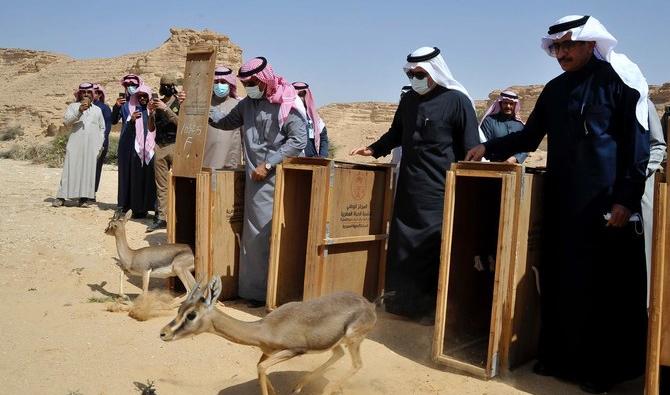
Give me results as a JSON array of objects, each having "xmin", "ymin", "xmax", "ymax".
[{"xmin": 557, "ymin": 56, "xmax": 572, "ymax": 63}]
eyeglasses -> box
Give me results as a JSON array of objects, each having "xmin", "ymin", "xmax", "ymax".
[
  {"xmin": 406, "ymin": 70, "xmax": 429, "ymax": 80},
  {"xmin": 548, "ymin": 40, "xmax": 585, "ymax": 56}
]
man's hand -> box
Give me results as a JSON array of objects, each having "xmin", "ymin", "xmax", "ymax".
[
  {"xmin": 115, "ymin": 97, "xmax": 126, "ymax": 107},
  {"xmin": 505, "ymin": 156, "xmax": 518, "ymax": 164},
  {"xmin": 350, "ymin": 146, "xmax": 374, "ymax": 156},
  {"xmin": 79, "ymin": 98, "xmax": 91, "ymax": 113},
  {"xmin": 177, "ymin": 91, "xmax": 186, "ymax": 104},
  {"xmin": 153, "ymin": 99, "xmax": 167, "ymax": 110},
  {"xmin": 130, "ymin": 111, "xmax": 142, "ymax": 121},
  {"xmin": 607, "ymin": 203, "xmax": 631, "ymax": 227},
  {"xmin": 252, "ymin": 162, "xmax": 269, "ymax": 181},
  {"xmin": 147, "ymin": 100, "xmax": 156, "ymax": 114},
  {"xmin": 465, "ymin": 144, "xmax": 486, "ymax": 161}
]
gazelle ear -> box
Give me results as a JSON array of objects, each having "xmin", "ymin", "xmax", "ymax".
[
  {"xmin": 124, "ymin": 210, "xmax": 132, "ymax": 221},
  {"xmin": 205, "ymin": 277, "xmax": 222, "ymax": 308}
]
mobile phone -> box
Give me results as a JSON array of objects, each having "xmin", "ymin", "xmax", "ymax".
[
  {"xmin": 151, "ymin": 93, "xmax": 159, "ymax": 100},
  {"xmin": 118, "ymin": 92, "xmax": 125, "ymax": 98}
]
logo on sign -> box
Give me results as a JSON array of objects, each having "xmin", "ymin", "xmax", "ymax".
[{"xmin": 350, "ymin": 173, "xmax": 366, "ymax": 201}]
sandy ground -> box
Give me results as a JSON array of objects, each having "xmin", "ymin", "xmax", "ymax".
[{"xmin": 0, "ymin": 159, "xmax": 644, "ymax": 395}]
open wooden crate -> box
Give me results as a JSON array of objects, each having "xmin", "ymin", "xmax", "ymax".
[
  {"xmin": 166, "ymin": 44, "xmax": 244, "ymax": 299},
  {"xmin": 432, "ymin": 162, "xmax": 543, "ymax": 379},
  {"xmin": 645, "ymin": 115, "xmax": 670, "ymax": 395},
  {"xmin": 266, "ymin": 157, "xmax": 394, "ymax": 309}
]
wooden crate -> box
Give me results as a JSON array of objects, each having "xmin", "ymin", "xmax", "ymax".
[
  {"xmin": 432, "ymin": 162, "xmax": 543, "ymax": 379},
  {"xmin": 167, "ymin": 169, "xmax": 244, "ymax": 299},
  {"xmin": 266, "ymin": 157, "xmax": 394, "ymax": 309}
]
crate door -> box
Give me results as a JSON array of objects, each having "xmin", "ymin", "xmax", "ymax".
[{"xmin": 433, "ymin": 172, "xmax": 515, "ymax": 379}]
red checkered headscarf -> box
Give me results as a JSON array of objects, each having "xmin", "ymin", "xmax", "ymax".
[
  {"xmin": 292, "ymin": 82, "xmax": 325, "ymax": 151},
  {"xmin": 238, "ymin": 57, "xmax": 298, "ymax": 127}
]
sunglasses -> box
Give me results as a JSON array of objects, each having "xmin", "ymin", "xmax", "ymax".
[
  {"xmin": 123, "ymin": 82, "xmax": 139, "ymax": 88},
  {"xmin": 548, "ymin": 40, "xmax": 585, "ymax": 56},
  {"xmin": 406, "ymin": 70, "xmax": 429, "ymax": 80}
]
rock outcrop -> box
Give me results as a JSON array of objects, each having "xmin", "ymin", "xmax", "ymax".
[{"xmin": 0, "ymin": 28, "xmax": 242, "ymax": 145}]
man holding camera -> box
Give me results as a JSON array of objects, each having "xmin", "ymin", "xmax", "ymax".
[
  {"xmin": 146, "ymin": 74, "xmax": 180, "ymax": 232},
  {"xmin": 53, "ymin": 82, "xmax": 106, "ymax": 208}
]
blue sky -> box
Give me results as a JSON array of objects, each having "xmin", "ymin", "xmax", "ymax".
[{"xmin": 1, "ymin": 1, "xmax": 667, "ymax": 105}]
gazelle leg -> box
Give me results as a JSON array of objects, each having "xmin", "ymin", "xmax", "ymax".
[
  {"xmin": 292, "ymin": 345, "xmax": 345, "ymax": 394},
  {"xmin": 142, "ymin": 269, "xmax": 152, "ymax": 295},
  {"xmin": 258, "ymin": 350, "xmax": 297, "ymax": 395},
  {"xmin": 324, "ymin": 338, "xmax": 364, "ymax": 395},
  {"xmin": 118, "ymin": 270, "xmax": 130, "ymax": 302}
]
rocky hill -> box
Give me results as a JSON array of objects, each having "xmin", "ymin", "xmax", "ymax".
[{"xmin": 0, "ymin": 28, "xmax": 242, "ymax": 142}]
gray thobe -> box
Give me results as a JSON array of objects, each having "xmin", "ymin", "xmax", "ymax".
[
  {"xmin": 212, "ymin": 97, "xmax": 307, "ymax": 301},
  {"xmin": 204, "ymin": 95, "xmax": 243, "ymax": 169},
  {"xmin": 57, "ymin": 102, "xmax": 105, "ymax": 199},
  {"xmin": 480, "ymin": 113, "xmax": 527, "ymax": 163},
  {"xmin": 642, "ymin": 100, "xmax": 667, "ymax": 306}
]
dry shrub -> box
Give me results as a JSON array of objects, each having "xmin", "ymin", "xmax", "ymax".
[
  {"xmin": 0, "ymin": 126, "xmax": 24, "ymax": 141},
  {"xmin": 127, "ymin": 290, "xmax": 176, "ymax": 321}
]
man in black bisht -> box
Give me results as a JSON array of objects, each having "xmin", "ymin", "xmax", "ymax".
[
  {"xmin": 351, "ymin": 46, "xmax": 479, "ymax": 324},
  {"xmin": 466, "ymin": 15, "xmax": 650, "ymax": 394},
  {"xmin": 146, "ymin": 74, "xmax": 180, "ymax": 232}
]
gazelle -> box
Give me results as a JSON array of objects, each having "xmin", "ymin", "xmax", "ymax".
[
  {"xmin": 104, "ymin": 210, "xmax": 196, "ymax": 300},
  {"xmin": 160, "ymin": 277, "xmax": 378, "ymax": 395}
]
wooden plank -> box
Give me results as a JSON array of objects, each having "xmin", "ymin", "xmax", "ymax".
[
  {"xmin": 452, "ymin": 161, "xmax": 521, "ymax": 173},
  {"xmin": 434, "ymin": 355, "xmax": 488, "ymax": 379},
  {"xmin": 167, "ymin": 171, "xmax": 176, "ymax": 243},
  {"xmin": 210, "ymin": 170, "xmax": 244, "ymax": 300},
  {"xmin": 485, "ymin": 173, "xmax": 516, "ymax": 377},
  {"xmin": 646, "ymin": 176, "xmax": 667, "ymax": 394},
  {"xmin": 266, "ymin": 163, "xmax": 286, "ymax": 310},
  {"xmin": 500, "ymin": 173, "xmax": 543, "ymax": 371},
  {"xmin": 172, "ymin": 44, "xmax": 217, "ymax": 178},
  {"xmin": 323, "ymin": 234, "xmax": 388, "ymax": 245},
  {"xmin": 303, "ymin": 167, "xmax": 328, "ymax": 300},
  {"xmin": 378, "ymin": 166, "xmax": 394, "ymax": 295},
  {"xmin": 328, "ymin": 167, "xmax": 386, "ymax": 238},
  {"xmin": 433, "ymin": 170, "xmax": 456, "ymax": 364},
  {"xmin": 319, "ymin": 242, "xmax": 381, "ymax": 300},
  {"xmin": 195, "ymin": 171, "xmax": 211, "ymax": 283}
]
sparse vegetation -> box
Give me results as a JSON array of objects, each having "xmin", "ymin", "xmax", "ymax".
[
  {"xmin": 66, "ymin": 390, "xmax": 83, "ymax": 395},
  {"xmin": 0, "ymin": 131, "xmax": 118, "ymax": 168},
  {"xmin": 0, "ymin": 126, "xmax": 24, "ymax": 141},
  {"xmin": 87, "ymin": 296, "xmax": 115, "ymax": 303},
  {"xmin": 134, "ymin": 379, "xmax": 157, "ymax": 395}
]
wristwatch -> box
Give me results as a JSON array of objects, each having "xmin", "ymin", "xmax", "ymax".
[{"xmin": 264, "ymin": 162, "xmax": 273, "ymax": 171}]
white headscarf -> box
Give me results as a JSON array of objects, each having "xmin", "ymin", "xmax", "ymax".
[
  {"xmin": 541, "ymin": 15, "xmax": 649, "ymax": 130},
  {"xmin": 404, "ymin": 46, "xmax": 474, "ymax": 105}
]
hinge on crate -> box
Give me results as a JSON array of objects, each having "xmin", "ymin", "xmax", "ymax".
[
  {"xmin": 325, "ymin": 222, "xmax": 331, "ymax": 239},
  {"xmin": 491, "ymin": 352, "xmax": 499, "ymax": 377},
  {"xmin": 329, "ymin": 161, "xmax": 335, "ymax": 188}
]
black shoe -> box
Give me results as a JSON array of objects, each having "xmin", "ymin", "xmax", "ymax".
[
  {"xmin": 533, "ymin": 361, "xmax": 555, "ymax": 377},
  {"xmin": 245, "ymin": 299, "xmax": 265, "ymax": 308},
  {"xmin": 52, "ymin": 198, "xmax": 65, "ymax": 207},
  {"xmin": 146, "ymin": 220, "xmax": 167, "ymax": 233},
  {"xmin": 78, "ymin": 198, "xmax": 90, "ymax": 208},
  {"xmin": 579, "ymin": 380, "xmax": 612, "ymax": 394}
]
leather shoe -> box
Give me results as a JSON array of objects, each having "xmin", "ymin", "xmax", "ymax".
[
  {"xmin": 52, "ymin": 198, "xmax": 65, "ymax": 207},
  {"xmin": 146, "ymin": 220, "xmax": 167, "ymax": 233}
]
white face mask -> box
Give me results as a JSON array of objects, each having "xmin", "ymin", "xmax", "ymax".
[
  {"xmin": 246, "ymin": 85, "xmax": 264, "ymax": 99},
  {"xmin": 410, "ymin": 77, "xmax": 432, "ymax": 95},
  {"xmin": 127, "ymin": 85, "xmax": 138, "ymax": 95}
]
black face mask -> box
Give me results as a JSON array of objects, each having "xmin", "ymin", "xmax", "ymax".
[{"xmin": 159, "ymin": 84, "xmax": 175, "ymax": 97}]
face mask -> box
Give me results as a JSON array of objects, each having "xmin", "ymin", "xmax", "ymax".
[
  {"xmin": 213, "ymin": 83, "xmax": 230, "ymax": 98},
  {"xmin": 246, "ymin": 85, "xmax": 264, "ymax": 99},
  {"xmin": 127, "ymin": 85, "xmax": 138, "ymax": 95},
  {"xmin": 410, "ymin": 77, "xmax": 431, "ymax": 95}
]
